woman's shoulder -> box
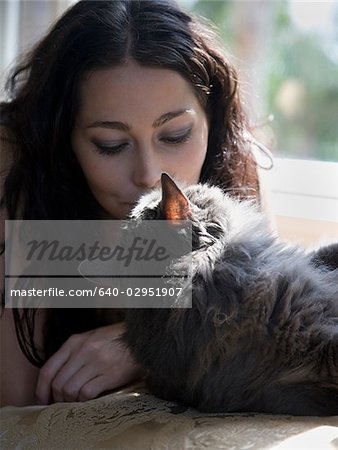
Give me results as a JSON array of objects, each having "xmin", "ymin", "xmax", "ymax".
[
  {"xmin": 0, "ymin": 125, "xmax": 15, "ymax": 180},
  {"xmin": 1, "ymin": 123, "xmax": 25, "ymax": 221},
  {"xmin": 0, "ymin": 126, "xmax": 11, "ymax": 294},
  {"xmin": 0, "ymin": 123, "xmax": 14, "ymax": 149},
  {"xmin": 1, "ymin": 124, "xmax": 13, "ymax": 227}
]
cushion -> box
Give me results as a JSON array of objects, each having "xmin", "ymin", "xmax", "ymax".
[{"xmin": 1, "ymin": 382, "xmax": 337, "ymax": 449}]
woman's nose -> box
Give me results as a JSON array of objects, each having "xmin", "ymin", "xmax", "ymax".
[{"xmin": 132, "ymin": 149, "xmax": 161, "ymax": 190}]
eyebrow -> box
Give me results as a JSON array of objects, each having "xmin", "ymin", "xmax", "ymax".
[
  {"xmin": 153, "ymin": 109, "xmax": 192, "ymax": 128},
  {"xmin": 86, "ymin": 109, "xmax": 192, "ymax": 130}
]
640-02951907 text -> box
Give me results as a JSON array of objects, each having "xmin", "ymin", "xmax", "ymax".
[{"xmin": 9, "ymin": 287, "xmax": 183, "ymax": 298}]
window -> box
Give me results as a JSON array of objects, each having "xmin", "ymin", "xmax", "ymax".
[
  {"xmin": 259, "ymin": 157, "xmax": 338, "ymax": 247},
  {"xmin": 0, "ymin": 0, "xmax": 74, "ymax": 96},
  {"xmin": 186, "ymin": 0, "xmax": 338, "ymax": 163},
  {"xmin": 185, "ymin": 0, "xmax": 338, "ymax": 246}
]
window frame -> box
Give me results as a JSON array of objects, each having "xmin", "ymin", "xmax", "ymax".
[{"xmin": 259, "ymin": 157, "xmax": 338, "ymax": 247}]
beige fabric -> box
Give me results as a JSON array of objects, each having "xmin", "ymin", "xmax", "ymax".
[{"xmin": 1, "ymin": 383, "xmax": 337, "ymax": 450}]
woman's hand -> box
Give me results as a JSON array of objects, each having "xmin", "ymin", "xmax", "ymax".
[{"xmin": 35, "ymin": 322, "xmax": 142, "ymax": 404}]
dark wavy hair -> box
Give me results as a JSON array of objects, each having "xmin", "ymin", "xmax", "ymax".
[{"xmin": 0, "ymin": 0, "xmax": 260, "ymax": 365}]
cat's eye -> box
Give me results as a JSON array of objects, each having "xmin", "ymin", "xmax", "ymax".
[{"xmin": 93, "ymin": 141, "xmax": 129, "ymax": 156}]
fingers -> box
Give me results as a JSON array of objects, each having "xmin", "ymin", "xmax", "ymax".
[
  {"xmin": 76, "ymin": 369, "xmax": 142, "ymax": 403},
  {"xmin": 60, "ymin": 366, "xmax": 99, "ymax": 402},
  {"xmin": 77, "ymin": 375, "xmax": 111, "ymax": 402},
  {"xmin": 50, "ymin": 355, "xmax": 130, "ymax": 403},
  {"xmin": 36, "ymin": 333, "xmax": 83, "ymax": 404},
  {"xmin": 36, "ymin": 343, "xmax": 70, "ymax": 405},
  {"xmin": 35, "ymin": 323, "xmax": 143, "ymax": 405},
  {"xmin": 52, "ymin": 345, "xmax": 116, "ymax": 402}
]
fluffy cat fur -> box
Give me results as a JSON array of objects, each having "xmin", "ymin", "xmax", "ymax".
[{"xmin": 123, "ymin": 174, "xmax": 338, "ymax": 416}]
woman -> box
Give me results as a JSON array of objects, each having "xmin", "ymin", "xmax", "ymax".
[{"xmin": 0, "ymin": 0, "xmax": 260, "ymax": 407}]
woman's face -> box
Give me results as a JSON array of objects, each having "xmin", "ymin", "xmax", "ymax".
[{"xmin": 72, "ymin": 60, "xmax": 209, "ymax": 219}]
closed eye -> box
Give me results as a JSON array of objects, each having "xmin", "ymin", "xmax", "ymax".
[
  {"xmin": 93, "ymin": 141, "xmax": 128, "ymax": 155},
  {"xmin": 160, "ymin": 128, "xmax": 192, "ymax": 145}
]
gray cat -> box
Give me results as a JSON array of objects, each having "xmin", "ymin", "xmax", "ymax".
[{"xmin": 123, "ymin": 173, "xmax": 338, "ymax": 416}]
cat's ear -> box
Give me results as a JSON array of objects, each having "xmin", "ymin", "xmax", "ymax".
[{"xmin": 160, "ymin": 173, "xmax": 191, "ymax": 221}]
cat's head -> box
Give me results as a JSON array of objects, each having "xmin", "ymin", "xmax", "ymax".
[{"xmin": 129, "ymin": 173, "xmax": 241, "ymax": 251}]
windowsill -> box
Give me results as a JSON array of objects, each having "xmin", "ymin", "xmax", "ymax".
[{"xmin": 259, "ymin": 157, "xmax": 338, "ymax": 248}]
